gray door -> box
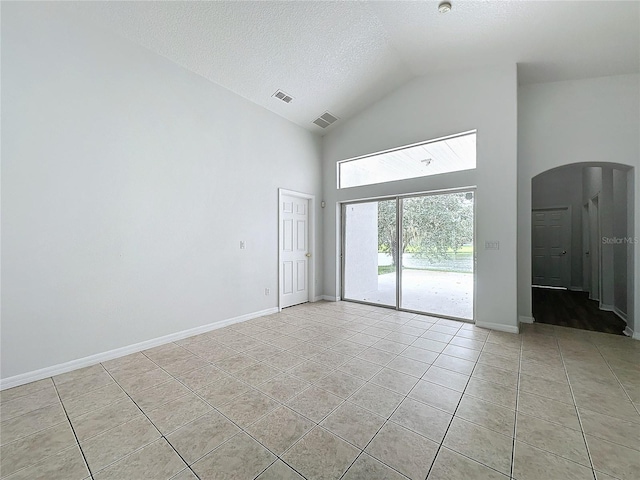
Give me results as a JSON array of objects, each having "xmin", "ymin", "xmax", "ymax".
[{"xmin": 532, "ymin": 208, "xmax": 571, "ymax": 287}]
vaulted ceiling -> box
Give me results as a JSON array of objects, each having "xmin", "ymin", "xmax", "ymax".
[{"xmin": 63, "ymin": 1, "xmax": 639, "ymax": 134}]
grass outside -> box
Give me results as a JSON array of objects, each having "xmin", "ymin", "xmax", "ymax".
[
  {"xmin": 378, "ymin": 265, "xmax": 396, "ymax": 275},
  {"xmin": 403, "ymin": 244, "xmax": 474, "ymax": 254},
  {"xmin": 378, "ymin": 247, "xmax": 474, "ymax": 275},
  {"xmin": 378, "ymin": 265, "xmax": 473, "ymax": 275}
]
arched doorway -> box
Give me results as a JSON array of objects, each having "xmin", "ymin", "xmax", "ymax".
[{"xmin": 530, "ymin": 163, "xmax": 634, "ymax": 335}]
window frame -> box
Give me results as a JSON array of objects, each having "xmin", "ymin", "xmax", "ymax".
[{"xmin": 336, "ymin": 129, "xmax": 477, "ymax": 189}]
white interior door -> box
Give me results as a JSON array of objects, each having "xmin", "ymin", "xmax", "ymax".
[
  {"xmin": 280, "ymin": 194, "xmax": 310, "ymax": 307},
  {"xmin": 532, "ymin": 208, "xmax": 571, "ymax": 287}
]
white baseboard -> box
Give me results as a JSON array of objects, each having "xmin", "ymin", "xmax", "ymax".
[
  {"xmin": 475, "ymin": 321, "xmax": 519, "ymax": 334},
  {"xmin": 633, "ymin": 330, "xmax": 640, "ymax": 341},
  {"xmin": 0, "ymin": 307, "xmax": 278, "ymax": 391},
  {"xmin": 519, "ymin": 315, "xmax": 535, "ymax": 324},
  {"xmin": 321, "ymin": 295, "xmax": 340, "ymax": 302},
  {"xmin": 568, "ymin": 286, "xmax": 584, "ymax": 292},
  {"xmin": 600, "ymin": 304, "xmax": 615, "ymax": 312},
  {"xmin": 613, "ymin": 306, "xmax": 628, "ymax": 323},
  {"xmin": 623, "ymin": 326, "xmax": 634, "ymax": 337},
  {"xmin": 313, "ymin": 296, "xmax": 324, "ymax": 302}
]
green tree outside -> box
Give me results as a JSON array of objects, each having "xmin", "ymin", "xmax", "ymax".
[{"xmin": 378, "ymin": 193, "xmax": 473, "ymax": 267}]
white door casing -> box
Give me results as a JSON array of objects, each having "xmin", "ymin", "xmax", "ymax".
[
  {"xmin": 279, "ymin": 191, "xmax": 312, "ymax": 308},
  {"xmin": 532, "ymin": 208, "xmax": 571, "ymax": 288},
  {"xmin": 582, "ymin": 203, "xmax": 591, "ymax": 293},
  {"xmin": 589, "ymin": 196, "xmax": 601, "ymax": 302}
]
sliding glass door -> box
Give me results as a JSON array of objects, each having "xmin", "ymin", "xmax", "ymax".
[
  {"xmin": 342, "ymin": 191, "xmax": 474, "ymax": 320},
  {"xmin": 400, "ymin": 192, "xmax": 474, "ymax": 319},
  {"xmin": 342, "ymin": 200, "xmax": 397, "ymax": 307}
]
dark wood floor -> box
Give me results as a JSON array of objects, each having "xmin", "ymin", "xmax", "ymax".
[{"xmin": 532, "ymin": 287, "xmax": 626, "ymax": 335}]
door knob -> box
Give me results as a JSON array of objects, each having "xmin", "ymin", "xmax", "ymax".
[
  {"xmin": 306, "ymin": 253, "xmax": 312, "ymax": 257},
  {"xmin": 561, "ymin": 251, "xmax": 567, "ymax": 255}
]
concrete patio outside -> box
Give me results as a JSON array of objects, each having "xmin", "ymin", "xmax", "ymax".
[{"xmin": 344, "ymin": 269, "xmax": 473, "ymax": 320}]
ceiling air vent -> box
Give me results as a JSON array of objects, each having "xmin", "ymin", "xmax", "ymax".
[
  {"xmin": 312, "ymin": 111, "xmax": 339, "ymax": 128},
  {"xmin": 273, "ymin": 90, "xmax": 293, "ymax": 104}
]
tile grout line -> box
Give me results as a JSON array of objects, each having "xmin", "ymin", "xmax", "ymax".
[
  {"xmin": 0, "ymin": 407, "xmax": 70, "ymax": 449},
  {"xmin": 334, "ymin": 321, "xmax": 436, "ymax": 478},
  {"xmin": 588, "ymin": 338, "xmax": 640, "ymax": 462},
  {"xmin": 18, "ymin": 305, "xmax": 615, "ymax": 480},
  {"xmin": 509, "ymin": 328, "xmax": 525, "ymax": 479},
  {"xmin": 224, "ymin": 328, "xmax": 351, "ymax": 480},
  {"xmin": 421, "ymin": 326, "xmax": 493, "ymax": 480},
  {"xmin": 291, "ymin": 307, "xmax": 500, "ymax": 479},
  {"xmin": 187, "ymin": 310, "xmax": 484, "ymax": 474},
  {"xmin": 132, "ymin": 349, "xmax": 284, "ymax": 474},
  {"xmin": 336, "ymin": 361, "xmax": 428, "ymax": 479},
  {"xmin": 593, "ymin": 342, "xmax": 640, "ymax": 417},
  {"xmin": 50, "ymin": 379, "xmax": 95, "ymax": 480},
  {"xmin": 267, "ymin": 314, "xmax": 444, "ymax": 479},
  {"xmin": 518, "ymin": 335, "xmax": 615, "ymax": 470},
  {"xmin": 100, "ymin": 365, "xmax": 202, "ymax": 480},
  {"xmin": 134, "ymin": 340, "xmax": 357, "ymax": 475},
  {"xmin": 0, "ymin": 378, "xmax": 54, "ymax": 404},
  {"xmin": 8, "ymin": 309, "xmax": 381, "ymax": 477},
  {"xmin": 154, "ymin": 317, "xmax": 363, "ymax": 479},
  {"xmin": 556, "ymin": 338, "xmax": 599, "ymax": 480}
]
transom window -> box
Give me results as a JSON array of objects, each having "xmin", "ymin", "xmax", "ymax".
[{"xmin": 338, "ymin": 130, "xmax": 476, "ymax": 189}]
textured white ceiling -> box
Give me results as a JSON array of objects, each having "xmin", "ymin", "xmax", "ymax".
[
  {"xmin": 62, "ymin": 1, "xmax": 639, "ymax": 134},
  {"xmin": 366, "ymin": 0, "xmax": 639, "ymax": 85}
]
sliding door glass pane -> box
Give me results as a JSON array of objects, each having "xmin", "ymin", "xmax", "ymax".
[
  {"xmin": 343, "ymin": 200, "xmax": 397, "ymax": 307},
  {"xmin": 401, "ymin": 192, "xmax": 474, "ymax": 319}
]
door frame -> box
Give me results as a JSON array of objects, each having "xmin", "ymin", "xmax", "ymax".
[
  {"xmin": 588, "ymin": 194, "xmax": 602, "ymax": 303},
  {"xmin": 531, "ymin": 205, "xmax": 572, "ymax": 288},
  {"xmin": 340, "ymin": 186, "xmax": 476, "ymax": 322},
  {"xmin": 278, "ymin": 189, "xmax": 316, "ymax": 310},
  {"xmin": 582, "ymin": 202, "xmax": 591, "ymax": 293}
]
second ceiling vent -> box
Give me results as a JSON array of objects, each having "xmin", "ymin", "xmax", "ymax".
[{"xmin": 313, "ymin": 111, "xmax": 339, "ymax": 128}]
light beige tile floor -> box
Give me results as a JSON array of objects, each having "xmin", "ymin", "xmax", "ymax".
[{"xmin": 1, "ymin": 301, "xmax": 639, "ymax": 479}]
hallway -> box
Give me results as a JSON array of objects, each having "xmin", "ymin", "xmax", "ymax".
[{"xmin": 532, "ymin": 288, "xmax": 626, "ymax": 335}]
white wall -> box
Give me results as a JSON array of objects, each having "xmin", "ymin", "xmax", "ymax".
[
  {"xmin": 627, "ymin": 171, "xmax": 636, "ymax": 331},
  {"xmin": 613, "ymin": 169, "xmax": 628, "ymax": 317},
  {"xmin": 531, "ymin": 165, "xmax": 584, "ymax": 289},
  {"xmin": 322, "ymin": 66, "xmax": 519, "ymax": 331},
  {"xmin": 343, "ymin": 202, "xmax": 378, "ymax": 296},
  {"xmin": 600, "ymin": 168, "xmax": 615, "ymax": 308},
  {"xmin": 583, "ymin": 166, "xmax": 605, "ymax": 302},
  {"xmin": 518, "ymin": 74, "xmax": 639, "ymax": 333},
  {"xmin": 1, "ymin": 3, "xmax": 322, "ymax": 380},
  {"xmin": 583, "ymin": 167, "xmax": 603, "ymax": 204}
]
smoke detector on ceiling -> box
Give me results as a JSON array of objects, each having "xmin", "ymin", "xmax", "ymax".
[
  {"xmin": 312, "ymin": 111, "xmax": 339, "ymax": 129},
  {"xmin": 272, "ymin": 90, "xmax": 293, "ymax": 103}
]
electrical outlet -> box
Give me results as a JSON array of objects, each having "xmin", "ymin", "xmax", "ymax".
[
  {"xmin": 485, "ymin": 241, "xmax": 500, "ymax": 250},
  {"xmin": 265, "ymin": 288, "xmax": 270, "ymax": 296}
]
